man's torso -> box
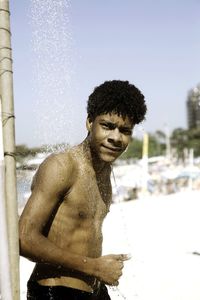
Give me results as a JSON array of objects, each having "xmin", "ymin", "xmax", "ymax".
[{"xmin": 30, "ymin": 143, "xmax": 112, "ymax": 292}]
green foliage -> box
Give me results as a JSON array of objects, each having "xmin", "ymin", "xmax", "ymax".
[
  {"xmin": 171, "ymin": 127, "xmax": 200, "ymax": 158},
  {"xmin": 16, "ymin": 144, "xmax": 41, "ymax": 157},
  {"xmin": 120, "ymin": 134, "xmax": 165, "ymax": 160},
  {"xmin": 15, "ymin": 144, "xmax": 43, "ymax": 165},
  {"xmin": 155, "ymin": 130, "xmax": 166, "ymax": 143},
  {"xmin": 121, "ymin": 126, "xmax": 200, "ymax": 160},
  {"xmin": 15, "ymin": 143, "xmax": 70, "ymax": 165},
  {"xmin": 120, "ymin": 138, "xmax": 143, "ymax": 159},
  {"xmin": 185, "ymin": 128, "xmax": 200, "ymax": 157},
  {"xmin": 148, "ymin": 134, "xmax": 164, "ymax": 157}
]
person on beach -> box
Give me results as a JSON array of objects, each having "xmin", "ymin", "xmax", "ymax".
[{"xmin": 19, "ymin": 80, "xmax": 147, "ymax": 300}]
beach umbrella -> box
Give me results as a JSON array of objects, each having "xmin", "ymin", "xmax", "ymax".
[{"xmin": 176, "ymin": 166, "xmax": 200, "ymax": 179}]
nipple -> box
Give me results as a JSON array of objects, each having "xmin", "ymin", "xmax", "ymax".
[{"xmin": 78, "ymin": 211, "xmax": 86, "ymax": 219}]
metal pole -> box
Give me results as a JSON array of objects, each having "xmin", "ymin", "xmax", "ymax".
[
  {"xmin": 0, "ymin": 97, "xmax": 12, "ymax": 300},
  {"xmin": 141, "ymin": 132, "xmax": 149, "ymax": 195},
  {"xmin": 0, "ymin": 1, "xmax": 20, "ymax": 299}
]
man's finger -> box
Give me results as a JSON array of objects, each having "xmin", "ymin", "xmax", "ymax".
[
  {"xmin": 118, "ymin": 254, "xmax": 132, "ymax": 261},
  {"xmin": 120, "ymin": 262, "xmax": 124, "ymax": 269}
]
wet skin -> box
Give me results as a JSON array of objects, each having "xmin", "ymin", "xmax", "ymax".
[{"xmin": 19, "ymin": 113, "xmax": 133, "ymax": 292}]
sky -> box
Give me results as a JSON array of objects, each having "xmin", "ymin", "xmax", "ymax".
[{"xmin": 9, "ymin": 0, "xmax": 200, "ymax": 147}]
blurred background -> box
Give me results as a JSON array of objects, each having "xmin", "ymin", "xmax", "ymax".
[{"xmin": 7, "ymin": 1, "xmax": 200, "ymax": 299}]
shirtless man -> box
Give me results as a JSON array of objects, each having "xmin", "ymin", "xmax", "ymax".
[{"xmin": 19, "ymin": 80, "xmax": 147, "ymax": 299}]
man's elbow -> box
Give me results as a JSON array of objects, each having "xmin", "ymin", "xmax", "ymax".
[
  {"xmin": 19, "ymin": 225, "xmax": 37, "ymax": 259},
  {"xmin": 19, "ymin": 234, "xmax": 29, "ymax": 257}
]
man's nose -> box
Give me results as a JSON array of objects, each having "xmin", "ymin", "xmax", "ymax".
[{"xmin": 107, "ymin": 128, "xmax": 122, "ymax": 144}]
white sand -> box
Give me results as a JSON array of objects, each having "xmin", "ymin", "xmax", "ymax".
[{"xmin": 20, "ymin": 190, "xmax": 200, "ymax": 299}]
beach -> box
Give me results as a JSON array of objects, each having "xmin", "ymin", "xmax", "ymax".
[{"xmin": 20, "ymin": 190, "xmax": 200, "ymax": 300}]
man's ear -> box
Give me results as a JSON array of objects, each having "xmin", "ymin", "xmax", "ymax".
[{"xmin": 86, "ymin": 118, "xmax": 92, "ymax": 132}]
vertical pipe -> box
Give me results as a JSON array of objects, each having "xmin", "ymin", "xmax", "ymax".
[
  {"xmin": 142, "ymin": 133, "xmax": 149, "ymax": 195},
  {"xmin": 142, "ymin": 132, "xmax": 149, "ymax": 159},
  {"xmin": 0, "ymin": 1, "xmax": 20, "ymax": 299},
  {"xmin": 0, "ymin": 97, "xmax": 12, "ymax": 300}
]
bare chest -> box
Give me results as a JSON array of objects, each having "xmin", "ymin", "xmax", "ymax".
[
  {"xmin": 66, "ymin": 169, "xmax": 111, "ymax": 220},
  {"xmin": 49, "ymin": 167, "xmax": 112, "ymax": 232}
]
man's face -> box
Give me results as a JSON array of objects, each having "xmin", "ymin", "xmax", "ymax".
[{"xmin": 87, "ymin": 113, "xmax": 134, "ymax": 163}]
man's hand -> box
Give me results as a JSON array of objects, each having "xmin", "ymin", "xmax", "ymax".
[{"xmin": 94, "ymin": 254, "xmax": 131, "ymax": 285}]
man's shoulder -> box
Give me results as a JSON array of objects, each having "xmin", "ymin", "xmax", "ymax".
[
  {"xmin": 32, "ymin": 148, "xmax": 80, "ymax": 191},
  {"xmin": 40, "ymin": 151, "xmax": 74, "ymax": 173},
  {"xmin": 53, "ymin": 144, "xmax": 84, "ymax": 166},
  {"xmin": 40, "ymin": 145, "xmax": 84, "ymax": 174}
]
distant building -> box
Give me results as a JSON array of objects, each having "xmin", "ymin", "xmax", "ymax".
[{"xmin": 187, "ymin": 84, "xmax": 200, "ymax": 129}]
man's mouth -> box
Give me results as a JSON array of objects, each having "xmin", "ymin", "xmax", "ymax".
[{"xmin": 101, "ymin": 144, "xmax": 122, "ymax": 153}]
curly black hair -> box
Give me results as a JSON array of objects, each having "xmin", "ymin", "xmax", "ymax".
[{"xmin": 87, "ymin": 80, "xmax": 147, "ymax": 124}]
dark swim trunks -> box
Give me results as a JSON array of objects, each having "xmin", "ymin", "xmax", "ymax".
[{"xmin": 27, "ymin": 280, "xmax": 111, "ymax": 300}]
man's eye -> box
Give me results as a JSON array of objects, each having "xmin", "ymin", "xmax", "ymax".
[
  {"xmin": 101, "ymin": 123, "xmax": 110, "ymax": 129},
  {"xmin": 121, "ymin": 129, "xmax": 132, "ymax": 135}
]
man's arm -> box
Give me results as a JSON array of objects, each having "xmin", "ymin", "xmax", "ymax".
[{"xmin": 19, "ymin": 153, "xmax": 128, "ymax": 285}]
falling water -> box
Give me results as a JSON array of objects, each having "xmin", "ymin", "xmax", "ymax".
[
  {"xmin": 25, "ymin": 3, "xmax": 134, "ymax": 299},
  {"xmin": 29, "ymin": 0, "xmax": 75, "ymax": 150}
]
